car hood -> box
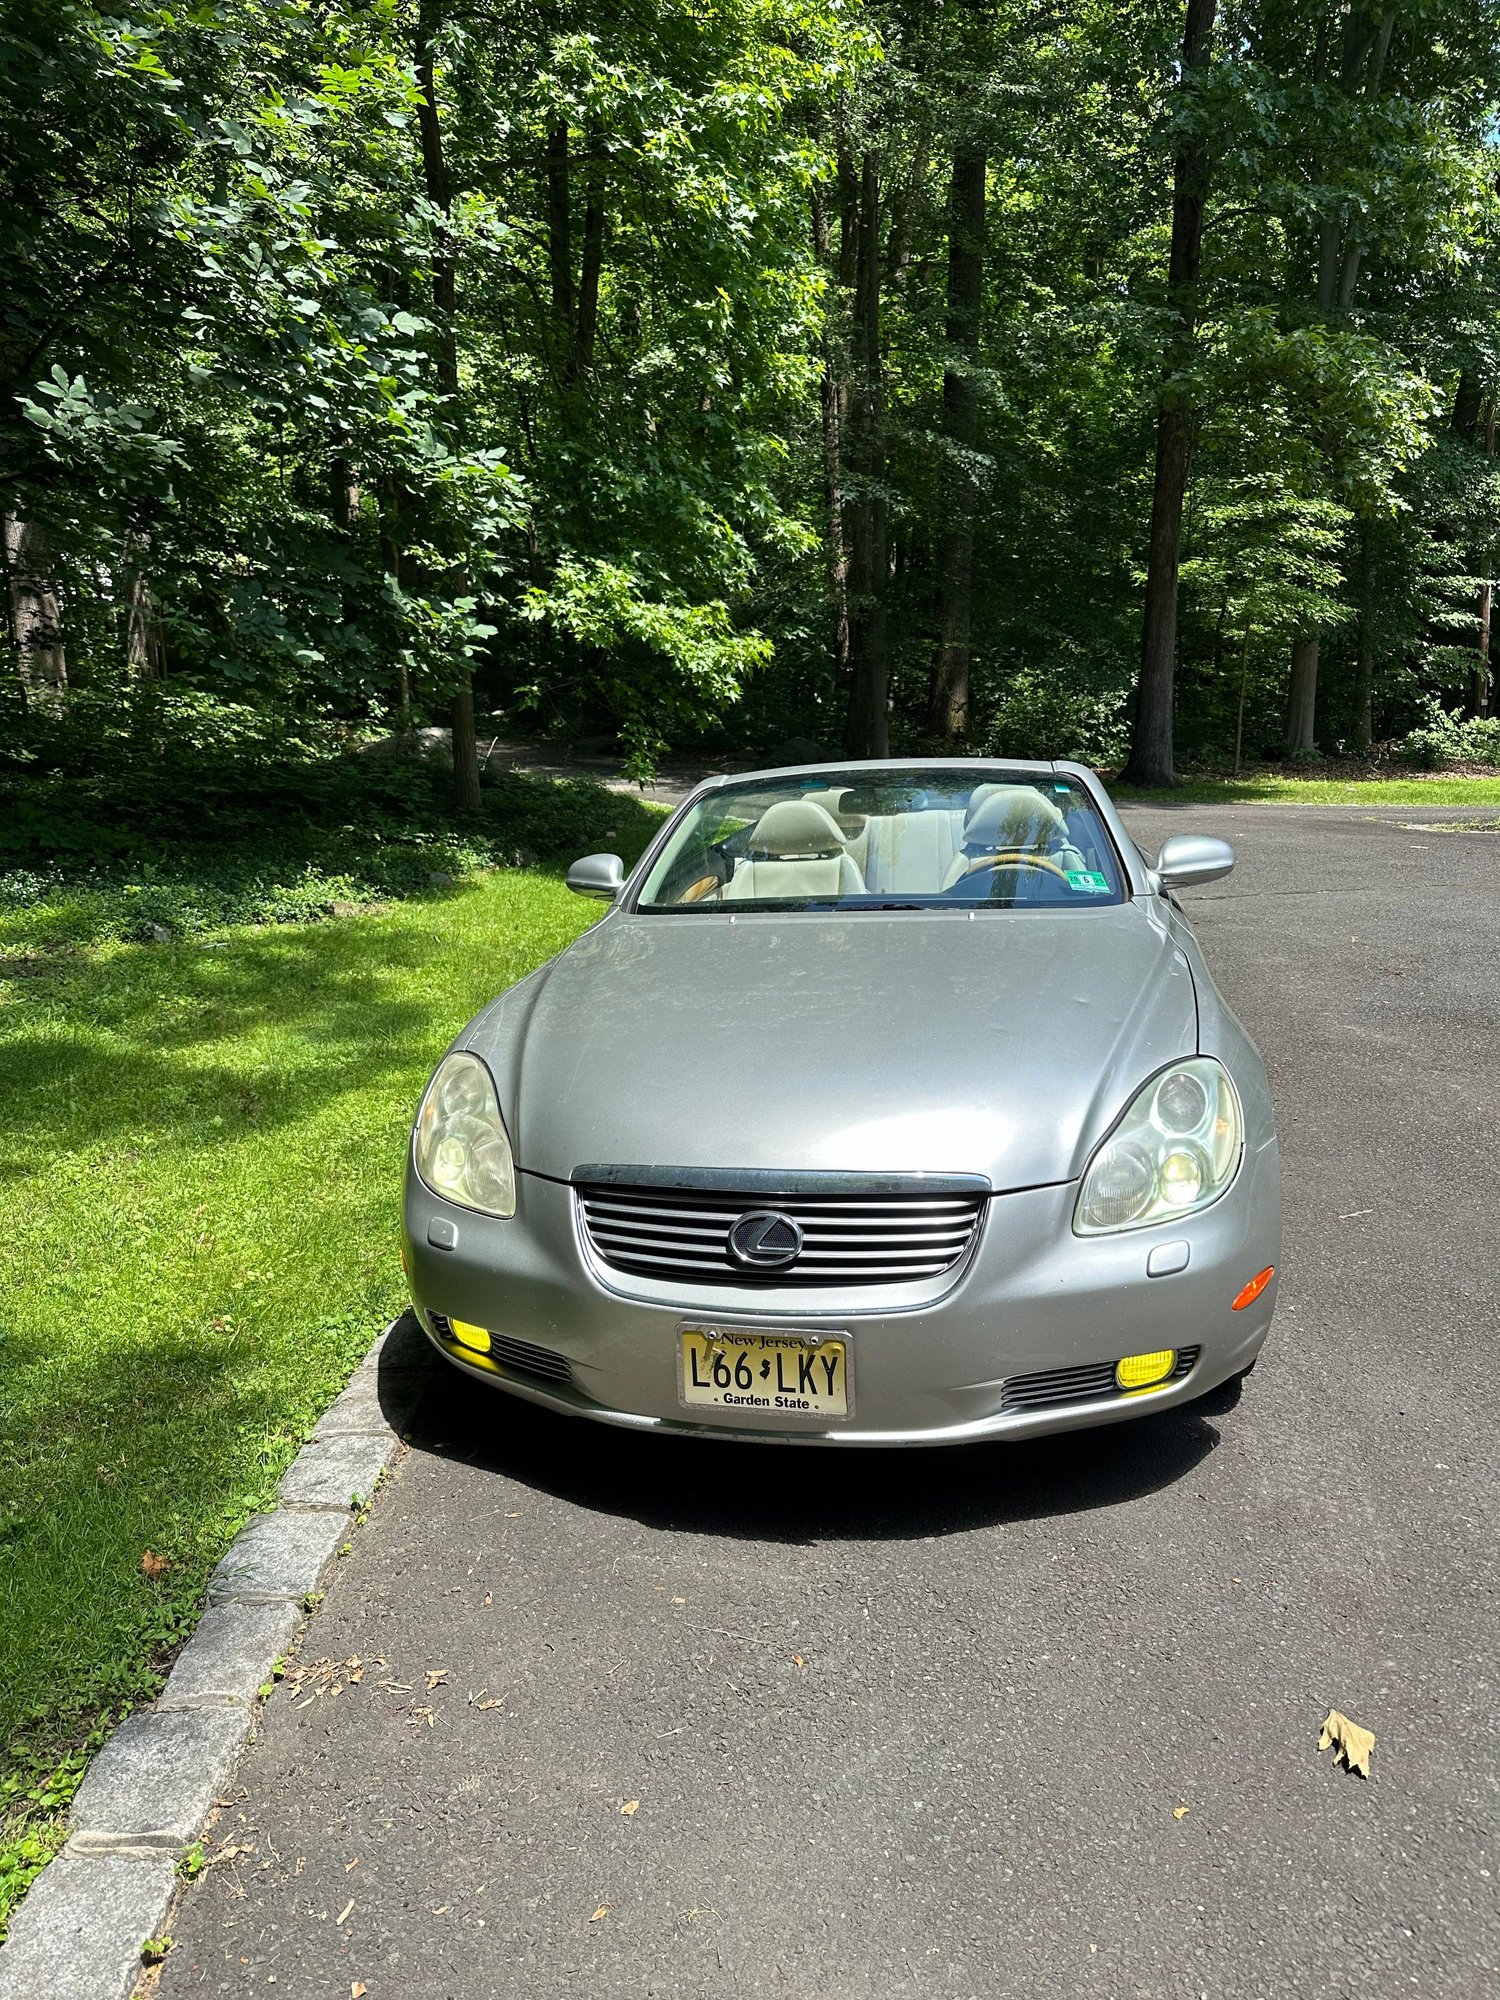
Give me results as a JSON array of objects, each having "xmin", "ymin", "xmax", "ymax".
[{"xmin": 466, "ymin": 907, "xmax": 1198, "ymax": 1193}]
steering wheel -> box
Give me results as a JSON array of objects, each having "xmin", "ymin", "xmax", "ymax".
[
  {"xmin": 676, "ymin": 873, "xmax": 723, "ymax": 905},
  {"xmin": 947, "ymin": 850, "xmax": 1072, "ymax": 892}
]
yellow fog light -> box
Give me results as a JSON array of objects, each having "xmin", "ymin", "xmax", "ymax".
[
  {"xmin": 1116, "ymin": 1348, "xmax": 1176, "ymax": 1392},
  {"xmin": 449, "ymin": 1318, "xmax": 492, "ymax": 1355}
]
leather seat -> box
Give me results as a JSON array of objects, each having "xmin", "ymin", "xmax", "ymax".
[
  {"xmin": 942, "ymin": 786, "xmax": 1085, "ymax": 888},
  {"xmin": 862, "ymin": 808, "xmax": 964, "ymax": 893},
  {"xmin": 723, "ymin": 799, "xmax": 867, "ymax": 900}
]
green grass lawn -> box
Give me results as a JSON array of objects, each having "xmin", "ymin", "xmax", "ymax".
[
  {"xmin": 1115, "ymin": 772, "xmax": 1500, "ymax": 805},
  {"xmin": 0, "ymin": 864, "xmax": 617, "ymax": 1929}
]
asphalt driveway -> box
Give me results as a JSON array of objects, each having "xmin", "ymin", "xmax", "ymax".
[{"xmin": 157, "ymin": 804, "xmax": 1499, "ymax": 2000}]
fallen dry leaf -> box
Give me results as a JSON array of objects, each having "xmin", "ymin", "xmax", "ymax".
[
  {"xmin": 425, "ymin": 1668, "xmax": 449, "ymax": 1690},
  {"xmin": 1173, "ymin": 1806, "xmax": 1190, "ymax": 1820},
  {"xmin": 620, "ymin": 1800, "xmax": 639, "ymax": 1816},
  {"xmin": 590, "ymin": 1905, "xmax": 611, "ymax": 1923},
  {"xmin": 1319, "ymin": 1708, "xmax": 1375, "ymax": 1778},
  {"xmin": 792, "ymin": 1654, "xmax": 805, "ymax": 1669},
  {"xmin": 140, "ymin": 1550, "xmax": 169, "ymax": 1581}
]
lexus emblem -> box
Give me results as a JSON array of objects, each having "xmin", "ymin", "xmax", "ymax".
[{"xmin": 727, "ymin": 1209, "xmax": 804, "ymax": 1270}]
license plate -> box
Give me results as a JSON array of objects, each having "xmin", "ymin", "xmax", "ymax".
[{"xmin": 677, "ymin": 1324, "xmax": 851, "ymax": 1419}]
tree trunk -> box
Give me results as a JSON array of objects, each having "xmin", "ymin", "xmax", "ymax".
[
  {"xmin": 843, "ymin": 151, "xmax": 888, "ymax": 759},
  {"xmin": 836, "ymin": 140, "xmax": 860, "ymax": 292},
  {"xmin": 1352, "ymin": 619, "xmax": 1374, "ymax": 753},
  {"xmin": 124, "ymin": 571, "xmax": 165, "ymax": 677},
  {"xmin": 1452, "ymin": 369, "xmax": 1484, "ymax": 443},
  {"xmin": 414, "ymin": 0, "xmax": 481, "ymax": 811},
  {"xmin": 329, "ymin": 456, "xmax": 360, "ymax": 531},
  {"xmin": 1285, "ymin": 636, "xmax": 1319, "ymax": 752},
  {"xmin": 812, "ymin": 184, "xmax": 850, "ymax": 692},
  {"xmin": 451, "ymin": 683, "xmax": 480, "ymax": 806},
  {"xmin": 1294, "ymin": 9, "xmax": 1395, "ymax": 717},
  {"xmin": 929, "ymin": 146, "xmax": 985, "ymax": 742},
  {"xmin": 3, "ymin": 512, "xmax": 68, "ymax": 712},
  {"xmin": 1347, "ymin": 518, "xmax": 1374, "ymax": 752},
  {"xmin": 119, "ymin": 528, "xmax": 166, "ymax": 677},
  {"xmin": 1232, "ymin": 625, "xmax": 1252, "ymax": 774},
  {"xmin": 547, "ymin": 116, "xmax": 573, "ymax": 351},
  {"xmin": 449, "ymin": 682, "xmax": 482, "ymax": 814},
  {"xmin": 1123, "ymin": 0, "xmax": 1217, "ymax": 788},
  {"xmin": 571, "ymin": 138, "xmax": 605, "ymax": 381},
  {"xmin": 1336, "ymin": 6, "xmax": 1393, "ymax": 313},
  {"xmin": 1474, "ymin": 580, "xmax": 1492, "ymax": 719},
  {"xmin": 379, "ymin": 478, "xmax": 412, "ymax": 728},
  {"xmin": 1462, "ymin": 391, "xmax": 1495, "ymax": 716}
]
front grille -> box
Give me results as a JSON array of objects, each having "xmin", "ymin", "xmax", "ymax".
[
  {"xmin": 428, "ymin": 1313, "xmax": 572, "ymax": 1386},
  {"xmin": 576, "ymin": 1176, "xmax": 987, "ymax": 1287},
  {"xmin": 1000, "ymin": 1345, "xmax": 1200, "ymax": 1414}
]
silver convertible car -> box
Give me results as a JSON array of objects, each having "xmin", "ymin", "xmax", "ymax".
[{"xmin": 402, "ymin": 760, "xmax": 1280, "ymax": 1446}]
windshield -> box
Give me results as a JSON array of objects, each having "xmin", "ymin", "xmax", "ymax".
[{"xmin": 635, "ymin": 768, "xmax": 1125, "ymax": 912}]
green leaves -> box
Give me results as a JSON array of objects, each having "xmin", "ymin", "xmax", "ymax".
[{"xmin": 6, "ymin": 0, "xmax": 1500, "ymax": 770}]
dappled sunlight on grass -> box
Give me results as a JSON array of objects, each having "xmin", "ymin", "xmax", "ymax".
[{"xmin": 0, "ymin": 869, "xmax": 596, "ymax": 1863}]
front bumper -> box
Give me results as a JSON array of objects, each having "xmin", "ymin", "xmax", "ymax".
[{"xmin": 402, "ymin": 1140, "xmax": 1281, "ymax": 1448}]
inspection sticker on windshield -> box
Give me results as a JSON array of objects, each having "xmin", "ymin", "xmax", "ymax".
[
  {"xmin": 678, "ymin": 1324, "xmax": 850, "ymax": 1418},
  {"xmin": 1065, "ymin": 869, "xmax": 1111, "ymax": 894}
]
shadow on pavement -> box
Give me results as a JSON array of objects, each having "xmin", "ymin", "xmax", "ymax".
[{"xmin": 378, "ymin": 1312, "xmax": 1224, "ymax": 1545}]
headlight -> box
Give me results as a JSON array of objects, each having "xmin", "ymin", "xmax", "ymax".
[
  {"xmin": 1074, "ymin": 1057, "xmax": 1242, "ymax": 1235},
  {"xmin": 413, "ymin": 1052, "xmax": 516, "ymax": 1218}
]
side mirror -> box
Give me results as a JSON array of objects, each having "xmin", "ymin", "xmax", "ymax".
[
  {"xmin": 566, "ymin": 852, "xmax": 625, "ymax": 901},
  {"xmin": 1155, "ymin": 833, "xmax": 1235, "ymax": 893}
]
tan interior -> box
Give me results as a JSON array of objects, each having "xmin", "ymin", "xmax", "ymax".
[
  {"xmin": 722, "ymin": 799, "xmax": 867, "ymax": 900},
  {"xmin": 708, "ymin": 786, "xmax": 1091, "ymax": 902},
  {"xmin": 940, "ymin": 786, "xmax": 1085, "ymax": 888}
]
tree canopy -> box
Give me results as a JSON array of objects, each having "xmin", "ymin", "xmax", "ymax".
[{"xmin": 5, "ymin": 0, "xmax": 1500, "ymax": 789}]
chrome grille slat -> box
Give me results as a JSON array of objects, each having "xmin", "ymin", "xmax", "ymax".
[
  {"xmin": 576, "ymin": 1178, "xmax": 986, "ymax": 1287},
  {"xmin": 585, "ymin": 1208, "xmax": 979, "ymax": 1235},
  {"xmin": 583, "ymin": 1200, "xmax": 980, "ymax": 1225},
  {"xmin": 586, "ymin": 1222, "xmax": 974, "ymax": 1256}
]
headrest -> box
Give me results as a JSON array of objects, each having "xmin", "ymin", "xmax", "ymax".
[
  {"xmin": 748, "ymin": 798, "xmax": 847, "ymax": 858},
  {"xmin": 966, "ymin": 782, "xmax": 1006, "ymax": 813},
  {"xmin": 962, "ymin": 784, "xmax": 1066, "ymax": 851}
]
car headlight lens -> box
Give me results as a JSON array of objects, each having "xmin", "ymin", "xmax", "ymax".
[
  {"xmin": 413, "ymin": 1052, "xmax": 516, "ymax": 1218},
  {"xmin": 1075, "ymin": 1057, "xmax": 1242, "ymax": 1235}
]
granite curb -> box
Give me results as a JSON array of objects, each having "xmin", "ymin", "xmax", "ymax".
[{"xmin": 0, "ymin": 1317, "xmax": 412, "ymax": 2000}]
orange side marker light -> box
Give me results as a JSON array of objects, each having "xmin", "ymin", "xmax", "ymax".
[{"xmin": 1232, "ymin": 1266, "xmax": 1275, "ymax": 1312}]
